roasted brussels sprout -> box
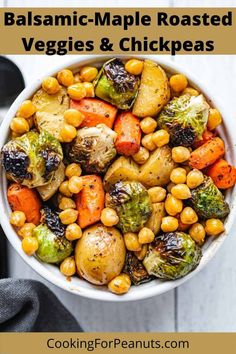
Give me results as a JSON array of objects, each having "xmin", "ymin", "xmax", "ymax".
[
  {"xmin": 158, "ymin": 94, "xmax": 209, "ymax": 147},
  {"xmin": 95, "ymin": 58, "xmax": 139, "ymax": 109},
  {"xmin": 67, "ymin": 124, "xmax": 117, "ymax": 174},
  {"xmin": 123, "ymin": 252, "xmax": 151, "ymax": 285},
  {"xmin": 106, "ymin": 181, "xmax": 152, "ymax": 233},
  {"xmin": 190, "ymin": 176, "xmax": 230, "ymax": 219},
  {"xmin": 143, "ymin": 232, "xmax": 202, "ymax": 280},
  {"xmin": 2, "ymin": 131, "xmax": 63, "ymax": 188}
]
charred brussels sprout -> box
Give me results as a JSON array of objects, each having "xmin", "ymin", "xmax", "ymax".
[
  {"xmin": 158, "ymin": 94, "xmax": 209, "ymax": 147},
  {"xmin": 123, "ymin": 252, "xmax": 152, "ymax": 285},
  {"xmin": 2, "ymin": 131, "xmax": 63, "ymax": 188},
  {"xmin": 143, "ymin": 232, "xmax": 202, "ymax": 280},
  {"xmin": 33, "ymin": 224, "xmax": 72, "ymax": 264},
  {"xmin": 95, "ymin": 58, "xmax": 139, "ymax": 109},
  {"xmin": 106, "ymin": 181, "xmax": 152, "ymax": 233},
  {"xmin": 190, "ymin": 176, "xmax": 230, "ymax": 219},
  {"xmin": 67, "ymin": 124, "xmax": 117, "ymax": 174},
  {"xmin": 41, "ymin": 206, "xmax": 65, "ymax": 237}
]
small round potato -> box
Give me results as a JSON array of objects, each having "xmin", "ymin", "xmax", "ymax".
[{"xmin": 75, "ymin": 224, "xmax": 126, "ymax": 285}]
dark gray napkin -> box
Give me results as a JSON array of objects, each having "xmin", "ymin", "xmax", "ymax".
[{"xmin": 0, "ymin": 279, "xmax": 82, "ymax": 332}]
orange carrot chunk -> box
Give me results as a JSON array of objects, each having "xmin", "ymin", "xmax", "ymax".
[
  {"xmin": 70, "ymin": 98, "xmax": 117, "ymax": 128},
  {"xmin": 75, "ymin": 175, "xmax": 105, "ymax": 229},
  {"xmin": 114, "ymin": 112, "xmax": 141, "ymax": 156},
  {"xmin": 194, "ymin": 129, "xmax": 216, "ymax": 148},
  {"xmin": 189, "ymin": 137, "xmax": 225, "ymax": 170},
  {"xmin": 7, "ymin": 183, "xmax": 42, "ymax": 225},
  {"xmin": 207, "ymin": 159, "xmax": 236, "ymax": 189}
]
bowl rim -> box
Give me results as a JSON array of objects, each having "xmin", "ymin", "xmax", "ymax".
[{"xmin": 0, "ymin": 54, "xmax": 236, "ymax": 302}]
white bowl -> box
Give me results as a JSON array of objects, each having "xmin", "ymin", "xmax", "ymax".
[{"xmin": 0, "ymin": 55, "xmax": 236, "ymax": 302}]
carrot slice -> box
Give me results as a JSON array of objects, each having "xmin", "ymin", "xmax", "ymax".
[
  {"xmin": 70, "ymin": 98, "xmax": 117, "ymax": 128},
  {"xmin": 194, "ymin": 129, "xmax": 216, "ymax": 148},
  {"xmin": 207, "ymin": 159, "xmax": 236, "ymax": 189}
]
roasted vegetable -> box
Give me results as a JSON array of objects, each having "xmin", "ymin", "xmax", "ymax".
[
  {"xmin": 67, "ymin": 124, "xmax": 117, "ymax": 174},
  {"xmin": 132, "ymin": 60, "xmax": 170, "ymax": 117},
  {"xmin": 70, "ymin": 98, "xmax": 117, "ymax": 128},
  {"xmin": 2, "ymin": 131, "xmax": 63, "ymax": 188},
  {"xmin": 144, "ymin": 202, "xmax": 165, "ymax": 235},
  {"xmin": 123, "ymin": 252, "xmax": 151, "ymax": 285},
  {"xmin": 114, "ymin": 112, "xmax": 141, "ymax": 156},
  {"xmin": 190, "ymin": 176, "xmax": 230, "ymax": 219},
  {"xmin": 139, "ymin": 146, "xmax": 176, "ymax": 187},
  {"xmin": 34, "ymin": 225, "xmax": 72, "ymax": 264},
  {"xmin": 103, "ymin": 156, "xmax": 139, "ymax": 191},
  {"xmin": 41, "ymin": 206, "xmax": 65, "ymax": 237},
  {"xmin": 37, "ymin": 162, "xmax": 65, "ymax": 201},
  {"xmin": 106, "ymin": 181, "xmax": 152, "ymax": 233},
  {"xmin": 7, "ymin": 183, "xmax": 42, "ymax": 225},
  {"xmin": 189, "ymin": 137, "xmax": 225, "ymax": 170},
  {"xmin": 75, "ymin": 175, "xmax": 105, "ymax": 229},
  {"xmin": 32, "ymin": 87, "xmax": 69, "ymax": 140},
  {"xmin": 158, "ymin": 94, "xmax": 209, "ymax": 147},
  {"xmin": 206, "ymin": 159, "xmax": 236, "ymax": 189},
  {"xmin": 75, "ymin": 224, "xmax": 126, "ymax": 285},
  {"xmin": 95, "ymin": 58, "xmax": 139, "ymax": 109},
  {"xmin": 143, "ymin": 232, "xmax": 202, "ymax": 280}
]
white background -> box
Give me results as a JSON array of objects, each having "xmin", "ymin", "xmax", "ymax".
[{"xmin": 1, "ymin": 0, "xmax": 236, "ymax": 331}]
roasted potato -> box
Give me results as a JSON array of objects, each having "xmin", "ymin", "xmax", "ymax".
[
  {"xmin": 103, "ymin": 156, "xmax": 139, "ymax": 191},
  {"xmin": 145, "ymin": 202, "xmax": 165, "ymax": 235},
  {"xmin": 132, "ymin": 60, "xmax": 170, "ymax": 117},
  {"xmin": 139, "ymin": 146, "xmax": 176, "ymax": 187},
  {"xmin": 32, "ymin": 87, "xmax": 69, "ymax": 139},
  {"xmin": 37, "ymin": 162, "xmax": 65, "ymax": 201},
  {"xmin": 75, "ymin": 224, "xmax": 126, "ymax": 285}
]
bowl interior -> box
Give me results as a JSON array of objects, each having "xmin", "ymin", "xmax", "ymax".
[{"xmin": 0, "ymin": 55, "xmax": 236, "ymax": 302}]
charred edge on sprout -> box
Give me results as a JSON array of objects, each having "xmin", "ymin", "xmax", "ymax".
[
  {"xmin": 123, "ymin": 252, "xmax": 152, "ymax": 285},
  {"xmin": 2, "ymin": 149, "xmax": 32, "ymax": 181},
  {"xmin": 41, "ymin": 149, "xmax": 61, "ymax": 178},
  {"xmin": 41, "ymin": 206, "xmax": 65, "ymax": 238},
  {"xmin": 168, "ymin": 123, "xmax": 195, "ymax": 147}
]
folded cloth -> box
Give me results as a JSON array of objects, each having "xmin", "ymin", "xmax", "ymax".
[{"xmin": 0, "ymin": 279, "xmax": 82, "ymax": 332}]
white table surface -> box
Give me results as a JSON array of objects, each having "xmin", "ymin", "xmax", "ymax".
[{"xmin": 1, "ymin": 0, "xmax": 236, "ymax": 332}]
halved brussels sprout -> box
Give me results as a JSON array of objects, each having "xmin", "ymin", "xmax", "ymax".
[{"xmin": 123, "ymin": 252, "xmax": 152, "ymax": 285}]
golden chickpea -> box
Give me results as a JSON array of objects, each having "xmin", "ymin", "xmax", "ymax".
[
  {"xmin": 171, "ymin": 184, "xmax": 191, "ymax": 200},
  {"xmin": 180, "ymin": 207, "xmax": 198, "ymax": 225},
  {"xmin": 140, "ymin": 117, "xmax": 157, "ymax": 134},
  {"xmin": 80, "ymin": 66, "xmax": 98, "ymax": 82},
  {"xmin": 59, "ymin": 181, "xmax": 73, "ymax": 197},
  {"xmin": 108, "ymin": 274, "xmax": 131, "ymax": 295},
  {"xmin": 101, "ymin": 208, "xmax": 119, "ymax": 227},
  {"xmin": 189, "ymin": 223, "xmax": 206, "ymax": 244},
  {"xmin": 83, "ymin": 82, "xmax": 95, "ymax": 97},
  {"xmin": 60, "ymin": 257, "xmax": 76, "ymax": 276},
  {"xmin": 42, "ymin": 76, "xmax": 60, "ymax": 94},
  {"xmin": 148, "ymin": 186, "xmax": 166, "ymax": 203},
  {"xmin": 18, "ymin": 223, "xmax": 36, "ymax": 238},
  {"xmin": 142, "ymin": 134, "xmax": 156, "ymax": 151},
  {"xmin": 59, "ymin": 209, "xmax": 78, "ymax": 225},
  {"xmin": 67, "ymin": 83, "xmax": 86, "ymax": 101},
  {"xmin": 65, "ymin": 223, "xmax": 82, "ymax": 241},
  {"xmin": 65, "ymin": 163, "xmax": 82, "ymax": 178},
  {"xmin": 167, "ymin": 182, "xmax": 176, "ymax": 193},
  {"xmin": 152, "ymin": 130, "xmax": 170, "ymax": 148},
  {"xmin": 22, "ymin": 236, "xmax": 38, "ymax": 256},
  {"xmin": 169, "ymin": 74, "xmax": 188, "ymax": 92},
  {"xmin": 18, "ymin": 100, "xmax": 36, "ymax": 118},
  {"xmin": 172, "ymin": 146, "xmax": 190, "ymax": 163},
  {"xmin": 124, "ymin": 232, "xmax": 141, "ymax": 251},
  {"xmin": 205, "ymin": 219, "xmax": 225, "ymax": 236},
  {"xmin": 161, "ymin": 216, "xmax": 179, "ymax": 232},
  {"xmin": 59, "ymin": 197, "xmax": 76, "ymax": 210},
  {"xmin": 132, "ymin": 147, "xmax": 149, "ymax": 164},
  {"xmin": 207, "ymin": 108, "xmax": 222, "ymax": 131},
  {"xmin": 60, "ymin": 124, "xmax": 77, "ymax": 143},
  {"xmin": 134, "ymin": 244, "xmax": 148, "ymax": 261},
  {"xmin": 64, "ymin": 109, "xmax": 84, "ymax": 128},
  {"xmin": 10, "ymin": 117, "xmax": 29, "ymax": 135},
  {"xmin": 125, "ymin": 59, "xmax": 144, "ymax": 76},
  {"xmin": 186, "ymin": 169, "xmax": 204, "ymax": 189},
  {"xmin": 57, "ymin": 69, "xmax": 74, "ymax": 87},
  {"xmin": 68, "ymin": 176, "xmax": 83, "ymax": 194},
  {"xmin": 182, "ymin": 87, "xmax": 199, "ymax": 96},
  {"xmin": 10, "ymin": 211, "xmax": 26, "ymax": 227},
  {"xmin": 165, "ymin": 194, "xmax": 183, "ymax": 216},
  {"xmin": 138, "ymin": 227, "xmax": 155, "ymax": 244},
  {"xmin": 170, "ymin": 168, "xmax": 187, "ymax": 184}
]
